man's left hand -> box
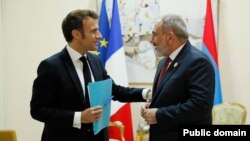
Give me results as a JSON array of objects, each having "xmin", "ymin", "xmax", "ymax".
[{"xmin": 141, "ymin": 107, "xmax": 158, "ymax": 125}]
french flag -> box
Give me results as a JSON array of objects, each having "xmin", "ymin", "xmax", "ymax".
[
  {"xmin": 202, "ymin": 0, "xmax": 223, "ymax": 105},
  {"xmin": 97, "ymin": 0, "xmax": 134, "ymax": 140}
]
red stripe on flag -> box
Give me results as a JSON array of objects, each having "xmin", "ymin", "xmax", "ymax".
[
  {"xmin": 109, "ymin": 103, "xmax": 134, "ymax": 141},
  {"xmin": 203, "ymin": 0, "xmax": 218, "ymax": 65}
]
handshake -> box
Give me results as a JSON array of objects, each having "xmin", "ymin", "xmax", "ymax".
[
  {"xmin": 146, "ymin": 89, "xmax": 152, "ymax": 102},
  {"xmin": 141, "ymin": 90, "xmax": 158, "ymax": 125}
]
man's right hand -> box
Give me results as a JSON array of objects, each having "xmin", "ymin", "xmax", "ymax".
[{"xmin": 81, "ymin": 106, "xmax": 103, "ymax": 123}]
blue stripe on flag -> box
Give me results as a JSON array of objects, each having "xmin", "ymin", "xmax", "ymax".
[
  {"xmin": 98, "ymin": 0, "xmax": 123, "ymax": 65},
  {"xmin": 202, "ymin": 44, "xmax": 223, "ymax": 105},
  {"xmin": 98, "ymin": 0, "xmax": 110, "ymax": 65}
]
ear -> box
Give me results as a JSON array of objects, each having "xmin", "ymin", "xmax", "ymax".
[
  {"xmin": 168, "ymin": 31, "xmax": 175, "ymax": 43},
  {"xmin": 163, "ymin": 32, "xmax": 171, "ymax": 44},
  {"xmin": 168, "ymin": 31, "xmax": 174, "ymax": 39},
  {"xmin": 71, "ymin": 29, "xmax": 81, "ymax": 40}
]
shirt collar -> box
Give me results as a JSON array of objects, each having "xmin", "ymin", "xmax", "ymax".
[
  {"xmin": 66, "ymin": 45, "xmax": 86, "ymax": 61},
  {"xmin": 169, "ymin": 42, "xmax": 186, "ymax": 61}
]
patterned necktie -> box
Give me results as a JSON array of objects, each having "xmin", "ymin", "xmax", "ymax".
[
  {"xmin": 157, "ymin": 57, "xmax": 171, "ymax": 89},
  {"xmin": 80, "ymin": 56, "xmax": 91, "ymax": 108}
]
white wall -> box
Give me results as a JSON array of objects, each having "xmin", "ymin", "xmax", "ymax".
[
  {"xmin": 1, "ymin": 0, "xmax": 250, "ymax": 141},
  {"xmin": 219, "ymin": 0, "xmax": 250, "ymax": 123},
  {"xmin": 0, "ymin": 0, "xmax": 5, "ymax": 128},
  {"xmin": 2, "ymin": 0, "xmax": 96, "ymax": 141}
]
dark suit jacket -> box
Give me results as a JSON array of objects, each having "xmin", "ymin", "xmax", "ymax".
[
  {"xmin": 30, "ymin": 48, "xmax": 144, "ymax": 141},
  {"xmin": 149, "ymin": 41, "xmax": 215, "ymax": 141}
]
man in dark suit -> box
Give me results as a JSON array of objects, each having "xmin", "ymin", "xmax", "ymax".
[
  {"xmin": 30, "ymin": 9, "xmax": 150, "ymax": 141},
  {"xmin": 141, "ymin": 14, "xmax": 215, "ymax": 141}
]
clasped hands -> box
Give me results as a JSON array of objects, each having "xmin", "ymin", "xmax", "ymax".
[{"xmin": 141, "ymin": 103, "xmax": 158, "ymax": 125}]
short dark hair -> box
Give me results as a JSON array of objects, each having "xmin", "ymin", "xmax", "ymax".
[{"xmin": 62, "ymin": 9, "xmax": 99, "ymax": 42}]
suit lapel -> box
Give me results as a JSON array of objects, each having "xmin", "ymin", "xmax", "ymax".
[
  {"xmin": 61, "ymin": 48, "xmax": 84, "ymax": 101},
  {"xmin": 156, "ymin": 61, "xmax": 180, "ymax": 93},
  {"xmin": 151, "ymin": 61, "xmax": 180, "ymax": 103},
  {"xmin": 86, "ymin": 53, "xmax": 102, "ymax": 81},
  {"xmin": 151, "ymin": 42, "xmax": 191, "ymax": 105}
]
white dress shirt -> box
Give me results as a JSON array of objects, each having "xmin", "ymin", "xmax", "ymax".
[{"xmin": 66, "ymin": 45, "xmax": 149, "ymax": 129}]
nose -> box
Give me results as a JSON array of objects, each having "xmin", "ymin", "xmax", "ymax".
[{"xmin": 97, "ymin": 31, "xmax": 102, "ymax": 39}]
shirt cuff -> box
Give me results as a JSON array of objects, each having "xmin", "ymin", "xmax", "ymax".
[
  {"xmin": 73, "ymin": 112, "xmax": 81, "ymax": 129},
  {"xmin": 142, "ymin": 89, "xmax": 151, "ymax": 100}
]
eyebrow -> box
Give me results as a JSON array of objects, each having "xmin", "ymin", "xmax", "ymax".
[{"xmin": 90, "ymin": 27, "xmax": 98, "ymax": 32}]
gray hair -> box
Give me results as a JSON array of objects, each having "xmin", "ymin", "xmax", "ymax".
[{"xmin": 161, "ymin": 14, "xmax": 188, "ymax": 40}]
